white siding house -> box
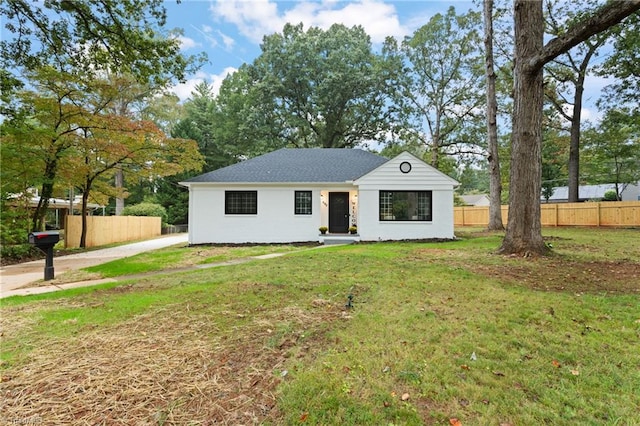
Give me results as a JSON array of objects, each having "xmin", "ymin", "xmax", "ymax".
[{"xmin": 180, "ymin": 149, "xmax": 459, "ymax": 244}]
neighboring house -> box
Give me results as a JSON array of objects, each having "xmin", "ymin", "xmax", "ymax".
[
  {"xmin": 180, "ymin": 148, "xmax": 459, "ymax": 244},
  {"xmin": 460, "ymin": 194, "xmax": 490, "ymax": 206},
  {"xmin": 8, "ymin": 189, "xmax": 104, "ymax": 229},
  {"xmin": 541, "ymin": 182, "xmax": 640, "ymax": 203}
]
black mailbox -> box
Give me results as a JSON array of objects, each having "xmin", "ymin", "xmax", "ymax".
[
  {"xmin": 29, "ymin": 231, "xmax": 60, "ymax": 247},
  {"xmin": 28, "ymin": 231, "xmax": 60, "ymax": 281}
]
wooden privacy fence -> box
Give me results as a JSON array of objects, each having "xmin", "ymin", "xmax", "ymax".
[
  {"xmin": 455, "ymin": 201, "xmax": 640, "ymax": 227},
  {"xmin": 65, "ymin": 216, "xmax": 162, "ymax": 248}
]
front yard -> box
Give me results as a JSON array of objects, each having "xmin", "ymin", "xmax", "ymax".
[{"xmin": 1, "ymin": 228, "xmax": 638, "ymax": 425}]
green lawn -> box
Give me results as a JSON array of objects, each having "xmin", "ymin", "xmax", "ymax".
[{"xmin": 1, "ymin": 227, "xmax": 639, "ymax": 425}]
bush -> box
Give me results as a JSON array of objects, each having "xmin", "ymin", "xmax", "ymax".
[
  {"xmin": 122, "ymin": 202, "xmax": 168, "ymax": 224},
  {"xmin": 0, "ymin": 243, "xmax": 38, "ymax": 262},
  {"xmin": 603, "ymin": 189, "xmax": 618, "ymax": 201}
]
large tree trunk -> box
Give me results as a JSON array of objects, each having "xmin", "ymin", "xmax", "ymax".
[
  {"xmin": 499, "ymin": 0, "xmax": 639, "ymax": 255},
  {"xmin": 483, "ymin": 0, "xmax": 504, "ymax": 231},
  {"xmin": 499, "ymin": 0, "xmax": 548, "ymax": 255}
]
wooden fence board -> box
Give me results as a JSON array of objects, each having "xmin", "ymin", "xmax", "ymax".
[
  {"xmin": 65, "ymin": 216, "xmax": 161, "ymax": 248},
  {"xmin": 455, "ymin": 201, "xmax": 640, "ymax": 227}
]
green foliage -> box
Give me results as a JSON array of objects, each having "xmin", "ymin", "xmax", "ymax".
[
  {"xmin": 599, "ymin": 13, "xmax": 640, "ymax": 106},
  {"xmin": 153, "ymin": 174, "xmax": 190, "ymax": 225},
  {"xmin": 582, "ymin": 108, "xmax": 640, "ymax": 187},
  {"xmin": 121, "ymin": 202, "xmax": 167, "ymax": 223},
  {"xmin": 388, "ymin": 6, "xmax": 485, "ymax": 168},
  {"xmin": 212, "ymin": 23, "xmax": 400, "ymax": 149},
  {"xmin": 1, "ymin": 0, "xmax": 204, "ymax": 92},
  {"xmin": 603, "ymin": 189, "xmax": 618, "ymax": 201},
  {"xmin": 0, "ymin": 197, "xmax": 39, "ymax": 261},
  {"xmin": 172, "ymin": 82, "xmax": 238, "ymax": 172},
  {"xmin": 541, "ymin": 129, "xmax": 569, "ymax": 201}
]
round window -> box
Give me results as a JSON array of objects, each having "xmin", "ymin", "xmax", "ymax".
[{"xmin": 399, "ymin": 161, "xmax": 412, "ymax": 174}]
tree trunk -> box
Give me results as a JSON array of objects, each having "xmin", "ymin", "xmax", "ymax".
[
  {"xmin": 32, "ymin": 159, "xmax": 58, "ymax": 231},
  {"xmin": 80, "ymin": 189, "xmax": 90, "ymax": 248},
  {"xmin": 566, "ymin": 74, "xmax": 584, "ymax": 203},
  {"xmin": 483, "ymin": 0, "xmax": 504, "ymax": 231},
  {"xmin": 566, "ymin": 43, "xmax": 600, "ymax": 203},
  {"xmin": 499, "ymin": 0, "xmax": 638, "ymax": 255},
  {"xmin": 499, "ymin": 0, "xmax": 548, "ymax": 255},
  {"xmin": 115, "ymin": 167, "xmax": 124, "ymax": 215}
]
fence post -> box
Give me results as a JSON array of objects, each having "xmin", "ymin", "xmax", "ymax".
[{"xmin": 597, "ymin": 202, "xmax": 601, "ymax": 227}]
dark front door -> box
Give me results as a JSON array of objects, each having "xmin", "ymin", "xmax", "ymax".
[{"xmin": 329, "ymin": 192, "xmax": 350, "ymax": 233}]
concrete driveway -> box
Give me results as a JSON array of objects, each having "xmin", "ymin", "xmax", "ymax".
[{"xmin": 0, "ymin": 234, "xmax": 188, "ymax": 297}]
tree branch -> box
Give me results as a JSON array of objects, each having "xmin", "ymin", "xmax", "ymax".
[{"xmin": 530, "ymin": 0, "xmax": 640, "ymax": 72}]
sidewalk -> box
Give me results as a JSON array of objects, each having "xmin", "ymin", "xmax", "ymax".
[{"xmin": 0, "ymin": 234, "xmax": 188, "ymax": 298}]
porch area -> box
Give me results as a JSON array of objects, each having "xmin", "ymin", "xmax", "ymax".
[{"xmin": 318, "ymin": 233, "xmax": 360, "ymax": 245}]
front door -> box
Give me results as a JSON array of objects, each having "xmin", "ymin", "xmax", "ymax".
[{"xmin": 329, "ymin": 192, "xmax": 350, "ymax": 233}]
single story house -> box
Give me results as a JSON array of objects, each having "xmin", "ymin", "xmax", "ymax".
[
  {"xmin": 460, "ymin": 194, "xmax": 490, "ymax": 206},
  {"xmin": 180, "ymin": 148, "xmax": 459, "ymax": 244},
  {"xmin": 541, "ymin": 182, "xmax": 640, "ymax": 203}
]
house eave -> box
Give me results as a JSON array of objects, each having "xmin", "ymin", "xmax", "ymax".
[{"xmin": 180, "ymin": 181, "xmax": 357, "ymax": 188}]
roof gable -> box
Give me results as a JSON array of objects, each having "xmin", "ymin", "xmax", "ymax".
[
  {"xmin": 355, "ymin": 151, "xmax": 459, "ymax": 186},
  {"xmin": 182, "ymin": 148, "xmax": 388, "ymax": 184}
]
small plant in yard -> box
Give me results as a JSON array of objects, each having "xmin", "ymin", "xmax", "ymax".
[
  {"xmin": 1, "ymin": 228, "xmax": 639, "ymax": 424},
  {"xmin": 348, "ymin": 226, "xmax": 357, "ymax": 234},
  {"xmin": 319, "ymin": 226, "xmax": 328, "ymax": 234}
]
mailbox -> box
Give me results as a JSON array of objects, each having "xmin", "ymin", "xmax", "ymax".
[
  {"xmin": 28, "ymin": 231, "xmax": 60, "ymax": 281},
  {"xmin": 29, "ymin": 231, "xmax": 60, "ymax": 247}
]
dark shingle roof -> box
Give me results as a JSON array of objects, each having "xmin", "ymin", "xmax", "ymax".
[{"xmin": 183, "ymin": 148, "xmax": 388, "ymax": 183}]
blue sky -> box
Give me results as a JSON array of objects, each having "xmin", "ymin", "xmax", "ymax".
[{"xmin": 165, "ymin": 0, "xmax": 610, "ymax": 121}]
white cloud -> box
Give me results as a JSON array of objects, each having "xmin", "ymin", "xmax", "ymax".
[
  {"xmin": 171, "ymin": 68, "xmax": 238, "ymax": 102},
  {"xmin": 580, "ymin": 107, "xmax": 603, "ymax": 124},
  {"xmin": 210, "ymin": 0, "xmax": 408, "ymax": 44},
  {"xmin": 217, "ymin": 30, "xmax": 236, "ymax": 50},
  {"xmin": 176, "ymin": 35, "xmax": 199, "ymax": 50}
]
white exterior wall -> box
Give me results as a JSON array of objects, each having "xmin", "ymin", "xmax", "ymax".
[
  {"xmin": 354, "ymin": 152, "xmax": 458, "ymax": 241},
  {"xmin": 188, "ymin": 185, "xmax": 325, "ymax": 244},
  {"xmin": 185, "ymin": 152, "xmax": 458, "ymax": 244}
]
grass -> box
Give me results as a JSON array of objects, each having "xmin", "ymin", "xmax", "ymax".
[
  {"xmin": 1, "ymin": 227, "xmax": 639, "ymax": 425},
  {"xmin": 82, "ymin": 243, "xmax": 307, "ymax": 277}
]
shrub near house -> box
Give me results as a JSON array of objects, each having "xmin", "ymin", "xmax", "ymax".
[{"xmin": 122, "ymin": 202, "xmax": 168, "ymax": 226}]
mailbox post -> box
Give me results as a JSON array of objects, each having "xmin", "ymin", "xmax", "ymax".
[{"xmin": 28, "ymin": 231, "xmax": 60, "ymax": 281}]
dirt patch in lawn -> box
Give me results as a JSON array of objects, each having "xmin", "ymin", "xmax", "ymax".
[
  {"xmin": 473, "ymin": 259, "xmax": 640, "ymax": 294},
  {"xmin": 1, "ymin": 298, "xmax": 349, "ymax": 425}
]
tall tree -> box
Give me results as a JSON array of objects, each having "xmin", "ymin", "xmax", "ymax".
[
  {"xmin": 1, "ymin": 68, "xmax": 116, "ymax": 230},
  {"xmin": 64, "ymin": 115, "xmax": 202, "ymax": 247},
  {"xmin": 392, "ymin": 7, "xmax": 485, "ymax": 168},
  {"xmin": 581, "ymin": 108, "xmax": 640, "ymax": 199},
  {"xmin": 483, "ymin": 0, "xmax": 504, "ymax": 230},
  {"xmin": 500, "ymin": 0, "xmax": 640, "ymax": 255},
  {"xmin": 237, "ymin": 23, "xmax": 400, "ymax": 148},
  {"xmin": 543, "ymin": 0, "xmax": 611, "ymax": 203},
  {"xmin": 173, "ymin": 82, "xmax": 236, "ymax": 173}
]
